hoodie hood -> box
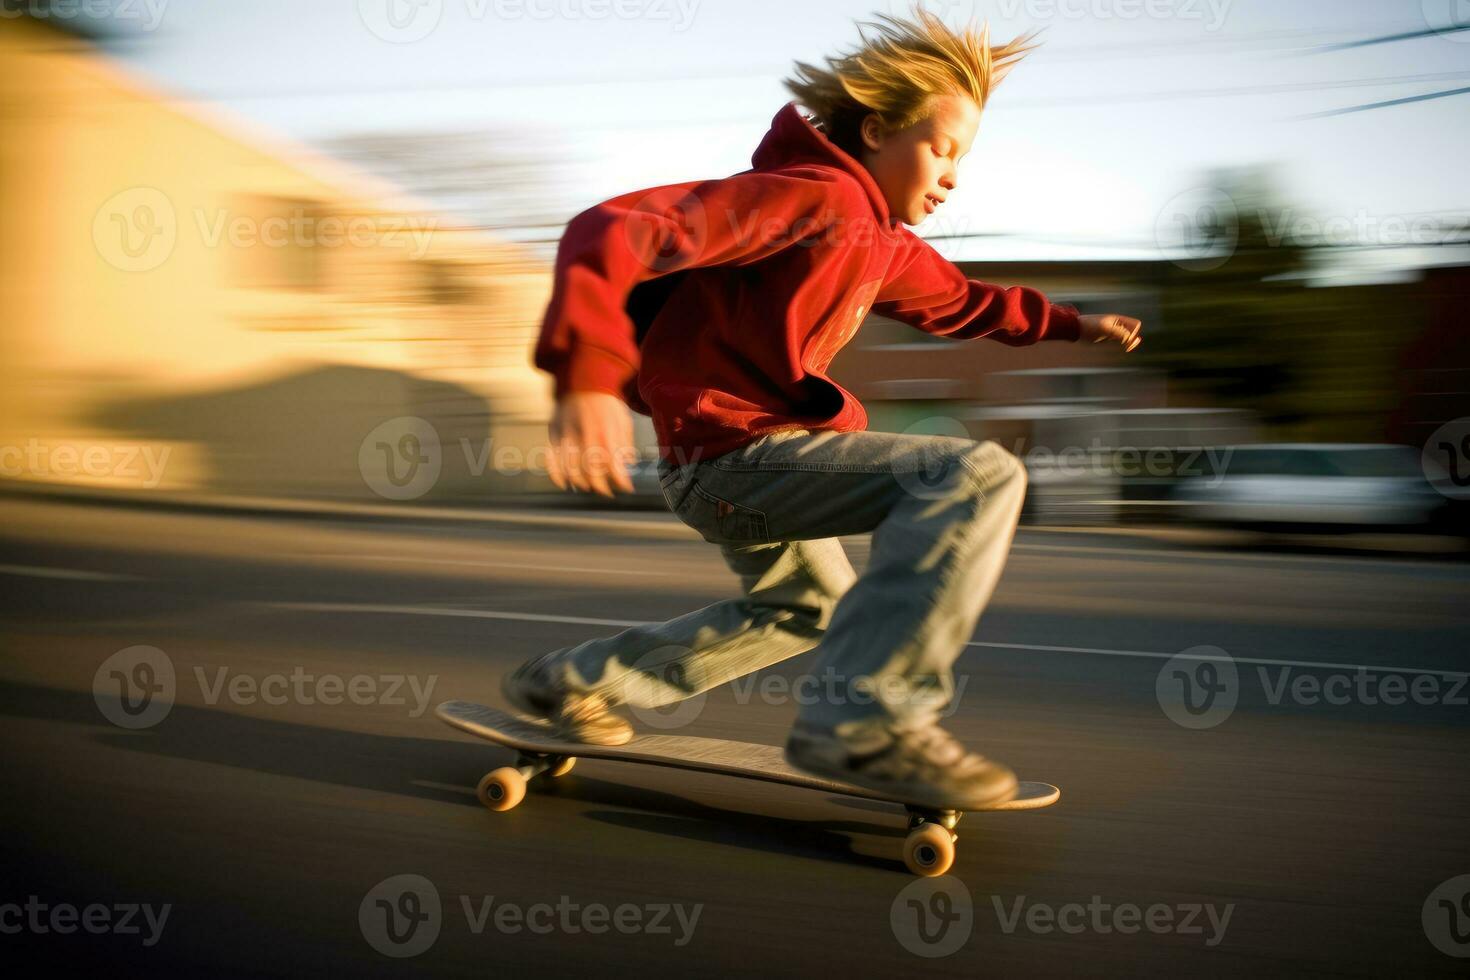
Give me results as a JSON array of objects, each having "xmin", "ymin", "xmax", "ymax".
[{"xmin": 750, "ymin": 102, "xmax": 894, "ymax": 225}]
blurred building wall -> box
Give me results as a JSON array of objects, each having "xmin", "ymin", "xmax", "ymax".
[{"xmin": 0, "ymin": 15, "xmax": 556, "ymax": 502}]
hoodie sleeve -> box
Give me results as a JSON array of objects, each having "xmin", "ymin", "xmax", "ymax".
[
  {"xmin": 535, "ymin": 174, "xmax": 843, "ymax": 402},
  {"xmin": 874, "ymin": 229, "xmax": 1082, "ymax": 345}
]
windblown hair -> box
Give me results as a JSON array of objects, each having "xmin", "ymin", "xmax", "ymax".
[{"xmin": 783, "ymin": 4, "xmax": 1042, "ymax": 158}]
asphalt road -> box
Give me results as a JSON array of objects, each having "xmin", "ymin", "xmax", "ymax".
[{"xmin": 2, "ymin": 496, "xmax": 1468, "ymax": 977}]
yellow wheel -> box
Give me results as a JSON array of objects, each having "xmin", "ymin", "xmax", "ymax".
[
  {"xmin": 903, "ymin": 822, "xmax": 956, "ymax": 877},
  {"xmin": 477, "ymin": 767, "xmax": 526, "ymax": 812},
  {"xmin": 546, "ymin": 756, "xmax": 576, "ymax": 778}
]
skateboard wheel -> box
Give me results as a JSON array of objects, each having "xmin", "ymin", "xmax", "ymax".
[
  {"xmin": 903, "ymin": 822, "xmax": 956, "ymax": 877},
  {"xmin": 546, "ymin": 756, "xmax": 576, "ymax": 778},
  {"xmin": 477, "ymin": 767, "xmax": 526, "ymax": 812}
]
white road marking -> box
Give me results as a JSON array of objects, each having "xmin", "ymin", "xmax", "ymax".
[
  {"xmin": 267, "ymin": 601, "xmax": 639, "ymax": 629},
  {"xmin": 261, "ymin": 601, "xmax": 1467, "ymax": 678},
  {"xmin": 305, "ymin": 554, "xmax": 678, "ymax": 577},
  {"xmin": 966, "ymin": 640, "xmax": 1467, "ymax": 677},
  {"xmin": 0, "ymin": 564, "xmax": 141, "ymax": 582}
]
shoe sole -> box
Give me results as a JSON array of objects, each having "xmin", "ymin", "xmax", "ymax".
[{"xmin": 785, "ymin": 744, "xmax": 1019, "ymax": 810}]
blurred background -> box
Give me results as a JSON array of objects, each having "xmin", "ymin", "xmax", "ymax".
[
  {"xmin": 2, "ymin": 0, "xmax": 1468, "ymax": 538},
  {"xmin": 5, "ymin": 3, "xmax": 1470, "ymax": 976}
]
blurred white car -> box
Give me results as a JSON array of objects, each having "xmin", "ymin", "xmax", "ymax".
[{"xmin": 1171, "ymin": 444, "xmax": 1452, "ymax": 530}]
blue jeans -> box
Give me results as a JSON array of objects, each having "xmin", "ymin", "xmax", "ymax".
[{"xmin": 556, "ymin": 427, "xmax": 1028, "ymax": 732}]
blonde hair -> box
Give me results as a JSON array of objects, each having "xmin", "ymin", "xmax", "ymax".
[{"xmin": 783, "ymin": 4, "xmax": 1042, "ymax": 157}]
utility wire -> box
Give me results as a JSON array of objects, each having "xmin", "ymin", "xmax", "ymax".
[
  {"xmin": 164, "ymin": 21, "xmax": 1433, "ymax": 102},
  {"xmin": 1300, "ymin": 85, "xmax": 1470, "ymax": 118},
  {"xmin": 1308, "ymin": 24, "xmax": 1470, "ymax": 53}
]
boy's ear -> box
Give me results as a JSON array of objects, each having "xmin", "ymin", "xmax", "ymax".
[{"xmin": 858, "ymin": 113, "xmax": 885, "ymax": 153}]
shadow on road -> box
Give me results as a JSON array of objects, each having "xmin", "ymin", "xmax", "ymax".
[{"xmin": 0, "ymin": 680, "xmax": 939, "ymax": 874}]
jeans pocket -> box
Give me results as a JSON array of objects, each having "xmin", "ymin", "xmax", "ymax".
[
  {"xmin": 660, "ymin": 469, "xmax": 691, "ymax": 512},
  {"xmin": 688, "ymin": 481, "xmax": 769, "ymax": 542}
]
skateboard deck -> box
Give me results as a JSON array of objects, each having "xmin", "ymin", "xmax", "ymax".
[{"xmin": 436, "ymin": 699, "xmax": 1059, "ymax": 876}]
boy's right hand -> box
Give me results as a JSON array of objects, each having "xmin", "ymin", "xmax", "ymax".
[
  {"xmin": 1078, "ymin": 314, "xmax": 1143, "ymax": 352},
  {"xmin": 547, "ymin": 391, "xmax": 637, "ymax": 498}
]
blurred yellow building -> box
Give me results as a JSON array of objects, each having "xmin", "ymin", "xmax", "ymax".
[{"xmin": 0, "ymin": 13, "xmax": 556, "ymax": 502}]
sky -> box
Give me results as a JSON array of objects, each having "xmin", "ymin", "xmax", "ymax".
[{"xmin": 92, "ymin": 0, "xmax": 1470, "ymax": 272}]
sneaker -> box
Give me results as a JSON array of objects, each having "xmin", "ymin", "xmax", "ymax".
[
  {"xmin": 785, "ymin": 719, "xmax": 1017, "ymax": 810},
  {"xmin": 501, "ymin": 652, "xmax": 634, "ymax": 746}
]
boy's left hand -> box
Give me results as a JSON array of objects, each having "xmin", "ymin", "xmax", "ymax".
[{"xmin": 1078, "ymin": 314, "xmax": 1142, "ymax": 352}]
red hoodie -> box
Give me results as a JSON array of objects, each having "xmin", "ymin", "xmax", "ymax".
[{"xmin": 534, "ymin": 101, "xmax": 1082, "ymax": 465}]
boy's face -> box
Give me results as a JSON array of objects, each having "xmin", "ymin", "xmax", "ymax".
[{"xmin": 857, "ymin": 92, "xmax": 981, "ymax": 227}]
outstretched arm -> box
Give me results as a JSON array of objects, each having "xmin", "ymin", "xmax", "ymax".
[{"xmin": 874, "ymin": 229, "xmax": 1141, "ymax": 350}]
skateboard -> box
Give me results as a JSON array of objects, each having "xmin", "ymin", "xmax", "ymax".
[{"xmin": 436, "ymin": 699, "xmax": 1059, "ymax": 877}]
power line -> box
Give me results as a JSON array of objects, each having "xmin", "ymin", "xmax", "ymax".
[
  {"xmin": 346, "ymin": 67, "xmax": 1470, "ymax": 135},
  {"xmin": 1300, "ymin": 85, "xmax": 1470, "ymax": 118},
  {"xmin": 1309, "ymin": 24, "xmax": 1470, "ymax": 53},
  {"xmin": 158, "ymin": 21, "xmax": 1428, "ymax": 102},
  {"xmin": 1001, "ymin": 69, "xmax": 1470, "ymax": 109}
]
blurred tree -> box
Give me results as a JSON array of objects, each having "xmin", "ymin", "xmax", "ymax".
[{"xmin": 1141, "ymin": 165, "xmax": 1425, "ymax": 443}]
